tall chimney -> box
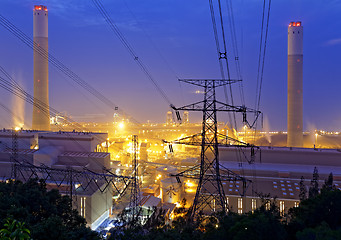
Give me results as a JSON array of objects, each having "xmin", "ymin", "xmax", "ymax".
[
  {"xmin": 287, "ymin": 21, "xmax": 303, "ymax": 147},
  {"xmin": 32, "ymin": 5, "xmax": 50, "ymax": 131}
]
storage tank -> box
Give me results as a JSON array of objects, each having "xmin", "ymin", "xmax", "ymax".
[{"xmin": 160, "ymin": 177, "xmax": 182, "ymax": 204}]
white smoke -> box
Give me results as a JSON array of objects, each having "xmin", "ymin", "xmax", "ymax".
[
  {"xmin": 263, "ymin": 115, "xmax": 271, "ymax": 144},
  {"xmin": 306, "ymin": 122, "xmax": 317, "ymax": 147},
  {"xmin": 11, "ymin": 73, "xmax": 25, "ymax": 129}
]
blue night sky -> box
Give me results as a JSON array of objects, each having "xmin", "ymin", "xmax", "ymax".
[{"xmin": 0, "ymin": 0, "xmax": 340, "ymax": 131}]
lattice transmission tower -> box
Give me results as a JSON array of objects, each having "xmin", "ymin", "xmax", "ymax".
[
  {"xmin": 11, "ymin": 128, "xmax": 18, "ymax": 179},
  {"xmin": 170, "ymin": 79, "xmax": 259, "ymax": 219},
  {"xmin": 128, "ymin": 135, "xmax": 140, "ymax": 222}
]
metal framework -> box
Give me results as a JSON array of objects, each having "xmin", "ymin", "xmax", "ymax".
[
  {"xmin": 128, "ymin": 135, "xmax": 141, "ymax": 222},
  {"xmin": 171, "ymin": 79, "xmax": 259, "ymax": 219},
  {"xmin": 13, "ymin": 163, "xmax": 131, "ymax": 200},
  {"xmin": 11, "ymin": 129, "xmax": 18, "ymax": 179}
]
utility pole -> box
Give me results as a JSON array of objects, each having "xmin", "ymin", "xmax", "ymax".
[
  {"xmin": 170, "ymin": 79, "xmax": 259, "ymax": 219},
  {"xmin": 128, "ymin": 135, "xmax": 140, "ymax": 222}
]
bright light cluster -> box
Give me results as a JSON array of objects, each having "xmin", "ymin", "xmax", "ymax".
[
  {"xmin": 289, "ymin": 21, "xmax": 301, "ymax": 27},
  {"xmin": 34, "ymin": 5, "xmax": 48, "ymax": 11}
]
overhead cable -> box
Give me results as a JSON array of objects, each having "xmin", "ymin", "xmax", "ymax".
[
  {"xmin": 0, "ymin": 14, "xmax": 140, "ymax": 126},
  {"xmin": 91, "ymin": 0, "xmax": 173, "ymax": 106}
]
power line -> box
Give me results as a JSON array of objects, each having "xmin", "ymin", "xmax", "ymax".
[
  {"xmin": 208, "ymin": 0, "xmax": 238, "ymax": 130},
  {"xmin": 91, "ymin": 0, "xmax": 173, "ymax": 107},
  {"xmin": 121, "ymin": 0, "xmax": 180, "ymax": 80},
  {"xmin": 253, "ymin": 0, "xmax": 271, "ymax": 144},
  {"xmin": 256, "ymin": 0, "xmax": 272, "ymax": 113},
  {"xmin": 225, "ymin": 0, "xmax": 245, "ymax": 106},
  {"xmin": 0, "ymin": 14, "xmax": 140, "ymax": 126},
  {"xmin": 254, "ymin": 0, "xmax": 272, "ymax": 114},
  {"xmin": 0, "ymin": 68, "xmax": 115, "ymax": 171},
  {"xmin": 208, "ymin": 0, "xmax": 247, "ymax": 169},
  {"xmin": 254, "ymin": 0, "xmax": 266, "ymax": 113},
  {"xmin": 0, "ymin": 72, "xmax": 133, "ymax": 210},
  {"xmin": 168, "ymin": 79, "xmax": 256, "ymax": 219}
]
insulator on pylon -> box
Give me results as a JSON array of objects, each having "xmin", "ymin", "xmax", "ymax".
[
  {"xmin": 176, "ymin": 111, "xmax": 181, "ymax": 122},
  {"xmin": 169, "ymin": 144, "xmax": 173, "ymax": 153},
  {"xmin": 176, "ymin": 176, "xmax": 181, "ymax": 184},
  {"xmin": 259, "ymin": 148, "xmax": 262, "ymax": 163},
  {"xmin": 250, "ymin": 146, "xmax": 255, "ymax": 163},
  {"xmin": 242, "ymin": 112, "xmax": 247, "ymax": 125}
]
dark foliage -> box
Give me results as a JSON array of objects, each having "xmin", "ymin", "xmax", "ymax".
[
  {"xmin": 108, "ymin": 171, "xmax": 341, "ymax": 240},
  {"xmin": 0, "ymin": 179, "xmax": 100, "ymax": 240},
  {"xmin": 287, "ymin": 172, "xmax": 341, "ymax": 239},
  {"xmin": 321, "ymin": 173, "xmax": 335, "ymax": 193},
  {"xmin": 299, "ymin": 176, "xmax": 307, "ymax": 201},
  {"xmin": 308, "ymin": 167, "xmax": 319, "ymax": 198}
]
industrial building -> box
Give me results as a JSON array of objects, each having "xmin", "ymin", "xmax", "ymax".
[
  {"xmin": 217, "ymin": 146, "xmax": 341, "ymax": 214},
  {"xmin": 0, "ymin": 129, "xmax": 112, "ymax": 230},
  {"xmin": 137, "ymin": 142, "xmax": 341, "ymax": 216},
  {"xmin": 0, "ymin": 1, "xmax": 339, "ymax": 232}
]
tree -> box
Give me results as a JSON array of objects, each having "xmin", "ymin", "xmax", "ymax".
[
  {"xmin": 107, "ymin": 172, "xmax": 341, "ymax": 240},
  {"xmin": 288, "ymin": 188, "xmax": 341, "ymax": 240},
  {"xmin": 227, "ymin": 210, "xmax": 287, "ymax": 240},
  {"xmin": 296, "ymin": 221, "xmax": 341, "ymax": 240},
  {"xmin": 309, "ymin": 167, "xmax": 319, "ymax": 198},
  {"xmin": 0, "ymin": 218, "xmax": 30, "ymax": 240},
  {"xmin": 174, "ymin": 198, "xmax": 188, "ymax": 215},
  {"xmin": 299, "ymin": 176, "xmax": 307, "ymax": 201},
  {"xmin": 0, "ymin": 179, "xmax": 100, "ymax": 240},
  {"xmin": 180, "ymin": 198, "xmax": 187, "ymax": 208},
  {"xmin": 322, "ymin": 173, "xmax": 334, "ymax": 192},
  {"xmin": 144, "ymin": 207, "xmax": 167, "ymax": 230}
]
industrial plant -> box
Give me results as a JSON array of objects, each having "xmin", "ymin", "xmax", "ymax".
[{"xmin": 0, "ymin": 2, "xmax": 340, "ymax": 238}]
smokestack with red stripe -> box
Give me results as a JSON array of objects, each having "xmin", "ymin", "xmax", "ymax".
[
  {"xmin": 287, "ymin": 21, "xmax": 303, "ymax": 147},
  {"xmin": 32, "ymin": 5, "xmax": 50, "ymax": 130}
]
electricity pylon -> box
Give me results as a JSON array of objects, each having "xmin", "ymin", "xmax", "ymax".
[
  {"xmin": 128, "ymin": 135, "xmax": 141, "ymax": 222},
  {"xmin": 170, "ymin": 79, "xmax": 260, "ymax": 219}
]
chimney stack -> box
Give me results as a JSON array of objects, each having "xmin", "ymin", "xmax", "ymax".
[
  {"xmin": 32, "ymin": 5, "xmax": 50, "ymax": 130},
  {"xmin": 287, "ymin": 21, "xmax": 303, "ymax": 147}
]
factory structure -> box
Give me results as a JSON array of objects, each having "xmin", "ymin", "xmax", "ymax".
[
  {"xmin": 217, "ymin": 147, "xmax": 341, "ymax": 214},
  {"xmin": 0, "ymin": 129, "xmax": 112, "ymax": 229},
  {"xmin": 1, "ymin": 2, "xmax": 340, "ymax": 233}
]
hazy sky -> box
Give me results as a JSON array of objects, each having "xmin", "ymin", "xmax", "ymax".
[{"xmin": 0, "ymin": 0, "xmax": 340, "ymax": 131}]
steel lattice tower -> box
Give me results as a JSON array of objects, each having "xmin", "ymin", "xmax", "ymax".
[
  {"xmin": 128, "ymin": 135, "xmax": 140, "ymax": 221},
  {"xmin": 192, "ymin": 80, "xmax": 225, "ymax": 215},
  {"xmin": 171, "ymin": 79, "xmax": 259, "ymax": 218},
  {"xmin": 11, "ymin": 129, "xmax": 18, "ymax": 179}
]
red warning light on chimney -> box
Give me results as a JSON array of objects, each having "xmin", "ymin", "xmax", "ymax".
[
  {"xmin": 34, "ymin": 6, "xmax": 47, "ymax": 11},
  {"xmin": 289, "ymin": 21, "xmax": 301, "ymax": 27}
]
